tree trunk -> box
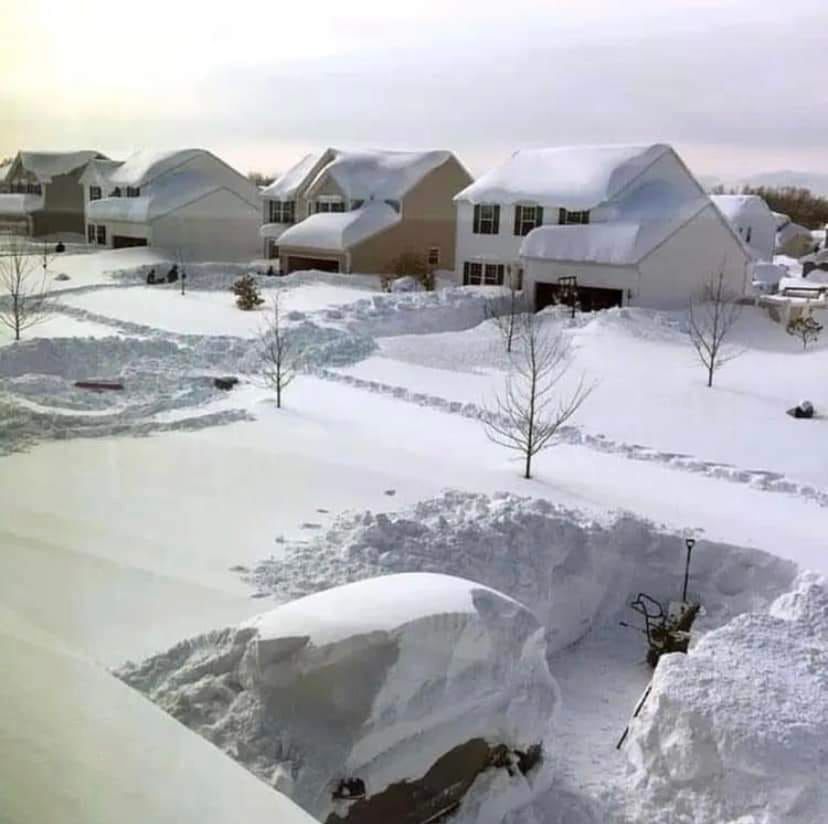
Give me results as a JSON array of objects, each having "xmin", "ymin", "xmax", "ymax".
[{"xmin": 524, "ymin": 451, "xmax": 532, "ymax": 480}]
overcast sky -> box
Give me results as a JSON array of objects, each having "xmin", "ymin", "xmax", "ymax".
[{"xmin": 2, "ymin": 0, "xmax": 826, "ymax": 181}]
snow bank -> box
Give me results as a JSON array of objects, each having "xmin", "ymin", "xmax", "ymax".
[
  {"xmin": 623, "ymin": 573, "xmax": 828, "ymax": 824},
  {"xmin": 118, "ymin": 573, "xmax": 557, "ymax": 823},
  {"xmin": 245, "ymin": 491, "xmax": 797, "ymax": 654},
  {"xmin": 0, "ymin": 625, "xmax": 315, "ymax": 824}
]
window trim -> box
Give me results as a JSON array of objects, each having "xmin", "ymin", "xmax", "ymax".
[
  {"xmin": 514, "ymin": 204, "xmax": 544, "ymax": 236},
  {"xmin": 463, "ymin": 260, "xmax": 504, "ymax": 286},
  {"xmin": 96, "ymin": 224, "xmax": 107, "ymax": 245},
  {"xmin": 472, "ymin": 204, "xmax": 500, "ymax": 235},
  {"xmin": 126, "ymin": 186, "xmax": 141, "ymax": 198},
  {"xmin": 89, "ymin": 185, "xmax": 102, "ymax": 201},
  {"xmin": 558, "ymin": 208, "xmax": 590, "ymax": 225},
  {"xmin": 428, "ymin": 247, "xmax": 440, "ymax": 267}
]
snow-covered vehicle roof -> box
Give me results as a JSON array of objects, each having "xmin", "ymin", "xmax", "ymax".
[
  {"xmin": 276, "ymin": 201, "xmax": 400, "ymax": 250},
  {"xmin": 119, "ymin": 572, "xmax": 557, "ymax": 822},
  {"xmin": 455, "ymin": 144, "xmax": 676, "ymax": 209},
  {"xmin": 14, "ymin": 150, "xmax": 103, "ymax": 183}
]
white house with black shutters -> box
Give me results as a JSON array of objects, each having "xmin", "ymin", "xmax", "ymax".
[{"xmin": 454, "ymin": 144, "xmax": 752, "ymax": 310}]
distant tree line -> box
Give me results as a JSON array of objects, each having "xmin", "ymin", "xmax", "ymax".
[
  {"xmin": 247, "ymin": 171, "xmax": 277, "ymax": 188},
  {"xmin": 712, "ymin": 184, "xmax": 828, "ymax": 229}
]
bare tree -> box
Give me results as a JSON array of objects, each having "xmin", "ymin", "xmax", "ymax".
[
  {"xmin": 487, "ymin": 267, "xmax": 526, "ymax": 353},
  {"xmin": 786, "ymin": 312, "xmax": 822, "ymax": 350},
  {"xmin": 259, "ymin": 294, "xmax": 297, "ymax": 408},
  {"xmin": 483, "ymin": 313, "xmax": 593, "ymax": 479},
  {"xmin": 688, "ymin": 271, "xmax": 743, "ymax": 388},
  {"xmin": 0, "ymin": 233, "xmax": 53, "ymax": 341}
]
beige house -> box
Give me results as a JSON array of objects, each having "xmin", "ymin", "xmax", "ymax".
[
  {"xmin": 260, "ymin": 148, "xmax": 472, "ymax": 275},
  {"xmin": 0, "ymin": 150, "xmax": 104, "ymax": 236}
]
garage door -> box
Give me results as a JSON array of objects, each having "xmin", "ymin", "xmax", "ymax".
[
  {"xmin": 113, "ymin": 235, "xmax": 148, "ymax": 249},
  {"xmin": 285, "ymin": 256, "xmax": 340, "ymax": 274},
  {"xmin": 535, "ymin": 282, "xmax": 623, "ymax": 313}
]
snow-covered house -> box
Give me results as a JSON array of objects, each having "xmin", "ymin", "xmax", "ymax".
[
  {"xmin": 0, "ymin": 150, "xmax": 104, "ymax": 236},
  {"xmin": 773, "ymin": 212, "xmax": 815, "ymax": 258},
  {"xmin": 83, "ymin": 149, "xmax": 261, "ymax": 261},
  {"xmin": 260, "ymin": 148, "xmax": 472, "ymax": 274},
  {"xmin": 455, "ymin": 144, "xmax": 752, "ymax": 310},
  {"xmin": 711, "ymin": 194, "xmax": 776, "ymax": 260}
]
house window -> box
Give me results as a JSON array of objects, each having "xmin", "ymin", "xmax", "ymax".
[
  {"xmin": 473, "ymin": 204, "xmax": 500, "ymax": 235},
  {"xmin": 87, "ymin": 224, "xmax": 95, "ymax": 243},
  {"xmin": 428, "ymin": 247, "xmax": 440, "ymax": 267},
  {"xmin": 314, "ymin": 200, "xmax": 345, "ymax": 213},
  {"xmin": 126, "ymin": 186, "xmax": 140, "ymax": 198},
  {"xmin": 384, "ymin": 199, "xmax": 400, "ymax": 213},
  {"xmin": 559, "ymin": 208, "xmax": 590, "ymax": 225},
  {"xmin": 351, "ymin": 199, "xmax": 364, "ymax": 210},
  {"xmin": 96, "ymin": 225, "xmax": 106, "ymax": 245},
  {"xmin": 514, "ymin": 205, "xmax": 544, "ymax": 236},
  {"xmin": 463, "ymin": 261, "xmax": 504, "ymax": 286},
  {"xmin": 89, "ymin": 186, "xmax": 102, "ymax": 201},
  {"xmin": 746, "ymin": 227, "xmax": 752, "ymax": 244},
  {"xmin": 110, "ymin": 187, "xmax": 122, "ymax": 197},
  {"xmin": 268, "ymin": 200, "xmax": 295, "ymax": 224}
]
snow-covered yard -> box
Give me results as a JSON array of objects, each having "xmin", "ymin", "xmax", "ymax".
[{"xmin": 1, "ymin": 249, "xmax": 827, "ymax": 823}]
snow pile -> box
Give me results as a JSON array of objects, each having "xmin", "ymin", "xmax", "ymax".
[
  {"xmin": 0, "ymin": 622, "xmax": 315, "ymax": 824},
  {"xmin": 245, "ymin": 492, "xmax": 797, "ymax": 654},
  {"xmin": 623, "ymin": 573, "xmax": 828, "ymax": 824},
  {"xmin": 118, "ymin": 573, "xmax": 557, "ymax": 823}
]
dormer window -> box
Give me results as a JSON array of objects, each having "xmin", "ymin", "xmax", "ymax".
[
  {"xmin": 559, "ymin": 208, "xmax": 590, "ymax": 225},
  {"xmin": 514, "ymin": 205, "xmax": 544, "ymax": 236},
  {"xmin": 473, "ymin": 204, "xmax": 500, "ymax": 235},
  {"xmin": 89, "ymin": 186, "xmax": 102, "ymax": 201},
  {"xmin": 126, "ymin": 186, "xmax": 140, "ymax": 198},
  {"xmin": 268, "ymin": 200, "xmax": 295, "ymax": 224}
]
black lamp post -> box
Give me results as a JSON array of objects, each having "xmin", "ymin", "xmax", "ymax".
[{"xmin": 682, "ymin": 538, "xmax": 696, "ymax": 602}]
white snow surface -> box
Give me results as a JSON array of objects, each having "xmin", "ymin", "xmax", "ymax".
[
  {"xmin": 261, "ymin": 152, "xmax": 321, "ymax": 199},
  {"xmin": 0, "ymin": 193, "xmax": 41, "ymax": 215},
  {"xmin": 276, "ymin": 201, "xmax": 400, "ymax": 250},
  {"xmin": 18, "ymin": 149, "xmax": 101, "ymax": 182},
  {"xmin": 106, "ymin": 148, "xmax": 204, "ymax": 186},
  {"xmin": 455, "ymin": 144, "xmax": 671, "ymax": 208},
  {"xmin": 624, "ymin": 572, "xmax": 828, "ymax": 824},
  {"xmin": 309, "ymin": 147, "xmax": 452, "ymax": 200},
  {"xmin": 118, "ymin": 572, "xmax": 557, "ymax": 823},
  {"xmin": 0, "ymin": 618, "xmax": 315, "ymax": 824}
]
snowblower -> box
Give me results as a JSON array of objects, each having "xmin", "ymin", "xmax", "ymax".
[{"xmin": 619, "ymin": 538, "xmax": 701, "ymax": 668}]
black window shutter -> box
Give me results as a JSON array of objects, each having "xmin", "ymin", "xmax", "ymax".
[
  {"xmin": 493, "ymin": 205, "xmax": 500, "ymax": 234},
  {"xmin": 559, "ymin": 207, "xmax": 567, "ymax": 224},
  {"xmin": 463, "ymin": 261, "xmax": 470, "ymax": 285},
  {"xmin": 513, "ymin": 205, "xmax": 521, "ymax": 236},
  {"xmin": 536, "ymin": 206, "xmax": 544, "ymax": 228},
  {"xmin": 473, "ymin": 205, "xmax": 481, "ymax": 234}
]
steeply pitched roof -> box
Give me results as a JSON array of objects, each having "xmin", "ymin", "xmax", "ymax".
[
  {"xmin": 17, "ymin": 150, "xmax": 103, "ymax": 183},
  {"xmin": 260, "ymin": 153, "xmax": 324, "ymax": 200},
  {"xmin": 276, "ymin": 202, "xmax": 399, "ymax": 251},
  {"xmin": 711, "ymin": 194, "xmax": 773, "ymax": 224},
  {"xmin": 455, "ymin": 144, "xmax": 673, "ymax": 208},
  {"xmin": 107, "ymin": 149, "xmax": 206, "ymax": 187}
]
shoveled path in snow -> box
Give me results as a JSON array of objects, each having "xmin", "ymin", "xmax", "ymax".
[{"xmin": 315, "ymin": 366, "xmax": 828, "ymax": 509}]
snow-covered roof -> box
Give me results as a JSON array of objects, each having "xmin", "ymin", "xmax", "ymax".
[
  {"xmin": 751, "ymin": 261, "xmax": 786, "ymax": 286},
  {"xmin": 107, "ymin": 149, "xmax": 206, "ymax": 187},
  {"xmin": 455, "ymin": 144, "xmax": 673, "ymax": 208},
  {"xmin": 0, "ymin": 161, "xmax": 12, "ymax": 183},
  {"xmin": 276, "ymin": 201, "xmax": 399, "ymax": 251},
  {"xmin": 521, "ymin": 194, "xmax": 710, "ymax": 265},
  {"xmin": 245, "ymin": 572, "xmax": 522, "ymax": 647},
  {"xmin": 80, "ymin": 158, "xmax": 123, "ymax": 186},
  {"xmin": 308, "ymin": 149, "xmax": 452, "ymax": 201},
  {"xmin": 776, "ymin": 220, "xmax": 812, "ymax": 245},
  {"xmin": 711, "ymin": 194, "xmax": 773, "ymax": 224},
  {"xmin": 87, "ymin": 169, "xmax": 228, "ymax": 223},
  {"xmin": 17, "ymin": 150, "xmax": 102, "ymax": 183},
  {"xmin": 261, "ymin": 153, "xmax": 322, "ymax": 200}
]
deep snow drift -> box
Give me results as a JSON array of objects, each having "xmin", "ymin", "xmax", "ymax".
[
  {"xmin": 118, "ymin": 573, "xmax": 557, "ymax": 824},
  {"xmin": 624, "ymin": 572, "xmax": 828, "ymax": 824},
  {"xmin": 0, "ymin": 616, "xmax": 315, "ymax": 824}
]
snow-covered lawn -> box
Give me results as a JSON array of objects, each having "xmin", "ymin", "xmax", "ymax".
[
  {"xmin": 57, "ymin": 281, "xmax": 373, "ymax": 337},
  {"xmin": 2, "ymin": 265, "xmax": 828, "ymax": 823}
]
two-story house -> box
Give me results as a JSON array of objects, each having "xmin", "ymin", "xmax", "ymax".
[
  {"xmin": 711, "ymin": 195, "xmax": 776, "ymax": 261},
  {"xmin": 0, "ymin": 150, "xmax": 104, "ymax": 236},
  {"xmin": 82, "ymin": 149, "xmax": 261, "ymax": 261},
  {"xmin": 260, "ymin": 148, "xmax": 472, "ymax": 275},
  {"xmin": 455, "ymin": 144, "xmax": 752, "ymax": 310}
]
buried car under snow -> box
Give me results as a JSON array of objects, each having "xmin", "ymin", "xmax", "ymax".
[{"xmin": 117, "ymin": 573, "xmax": 557, "ymax": 824}]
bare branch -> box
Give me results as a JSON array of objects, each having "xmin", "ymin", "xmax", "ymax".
[
  {"xmin": 0, "ymin": 233, "xmax": 54, "ymax": 341},
  {"xmin": 257, "ymin": 293, "xmax": 298, "ymax": 408},
  {"xmin": 482, "ymin": 312, "xmax": 594, "ymax": 479}
]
